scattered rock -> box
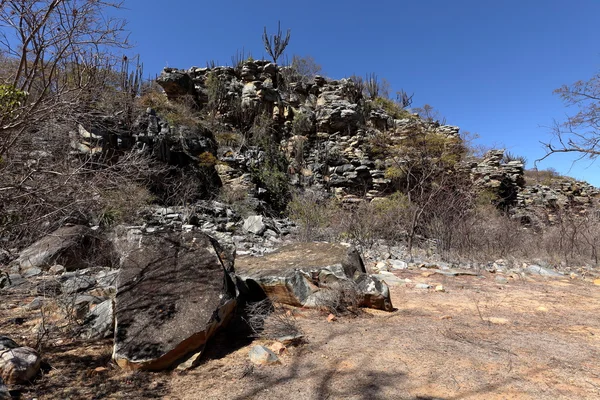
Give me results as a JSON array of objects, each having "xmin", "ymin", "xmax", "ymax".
[
  {"xmin": 389, "ymin": 260, "xmax": 408, "ymax": 270},
  {"xmin": 22, "ymin": 267, "xmax": 42, "ymax": 278},
  {"xmin": 0, "ymin": 346, "xmax": 41, "ymax": 384},
  {"xmin": 484, "ymin": 317, "xmax": 510, "ymax": 325},
  {"xmin": 82, "ymin": 299, "xmax": 114, "ymax": 340},
  {"xmin": 415, "ymin": 283, "xmax": 432, "ymax": 289},
  {"xmin": 327, "ymin": 313, "xmax": 337, "ymax": 322},
  {"xmin": 48, "ymin": 264, "xmax": 66, "ymax": 275},
  {"xmin": 243, "ymin": 215, "xmax": 267, "ymax": 235},
  {"xmin": 269, "ymin": 342, "xmax": 286, "ymax": 355},
  {"xmin": 0, "ymin": 337, "xmax": 18, "ymax": 351},
  {"xmin": 113, "ymin": 231, "xmax": 237, "ymax": 371},
  {"xmin": 248, "ymin": 345, "xmax": 280, "ymax": 366},
  {"xmin": 435, "ymin": 285, "xmax": 445, "ymax": 292},
  {"xmin": 525, "ymin": 265, "xmax": 563, "ymax": 278},
  {"xmin": 25, "ymin": 297, "xmax": 44, "ymax": 311},
  {"xmin": 61, "ymin": 275, "xmax": 96, "ymax": 295},
  {"xmin": 495, "ymin": 276, "xmax": 509, "ymax": 284},
  {"xmin": 372, "ymin": 272, "xmax": 405, "ymax": 287}
]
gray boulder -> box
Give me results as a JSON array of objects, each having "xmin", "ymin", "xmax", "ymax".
[
  {"xmin": 0, "ymin": 346, "xmax": 41, "ymax": 384},
  {"xmin": 236, "ymin": 242, "xmax": 393, "ymax": 311},
  {"xmin": 525, "ymin": 265, "xmax": 563, "ymax": 278},
  {"xmin": 82, "ymin": 299, "xmax": 114, "ymax": 340},
  {"xmin": 11, "ymin": 225, "xmax": 113, "ymax": 272},
  {"xmin": 243, "ymin": 215, "xmax": 267, "ymax": 235},
  {"xmin": 113, "ymin": 231, "xmax": 237, "ymax": 371}
]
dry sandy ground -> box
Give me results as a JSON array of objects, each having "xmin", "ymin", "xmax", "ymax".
[{"xmin": 3, "ymin": 269, "xmax": 600, "ymax": 400}]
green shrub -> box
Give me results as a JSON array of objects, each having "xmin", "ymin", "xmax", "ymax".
[{"xmin": 0, "ymin": 84, "xmax": 26, "ymax": 116}]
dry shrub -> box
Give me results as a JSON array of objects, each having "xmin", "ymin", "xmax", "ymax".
[
  {"xmin": 538, "ymin": 213, "xmax": 600, "ymax": 266},
  {"xmin": 0, "ymin": 127, "xmax": 165, "ymax": 251},
  {"xmin": 314, "ymin": 279, "xmax": 361, "ymax": 316},
  {"xmin": 138, "ymin": 87, "xmax": 199, "ymax": 128},
  {"xmin": 449, "ymin": 205, "xmax": 526, "ymax": 261},
  {"xmin": 287, "ymin": 190, "xmax": 338, "ymax": 241},
  {"xmin": 244, "ymin": 299, "xmax": 303, "ymax": 340}
]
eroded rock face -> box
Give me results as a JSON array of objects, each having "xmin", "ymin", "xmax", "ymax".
[
  {"xmin": 236, "ymin": 242, "xmax": 393, "ymax": 311},
  {"xmin": 113, "ymin": 231, "xmax": 237, "ymax": 371}
]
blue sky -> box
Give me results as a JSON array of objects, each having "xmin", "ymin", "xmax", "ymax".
[{"xmin": 120, "ymin": 0, "xmax": 600, "ymax": 185}]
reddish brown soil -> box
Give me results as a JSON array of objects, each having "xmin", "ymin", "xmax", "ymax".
[{"xmin": 2, "ymin": 270, "xmax": 600, "ymax": 399}]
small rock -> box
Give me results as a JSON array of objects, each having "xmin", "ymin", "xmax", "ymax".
[
  {"xmin": 594, "ymin": 279, "xmax": 600, "ymax": 286},
  {"xmin": 61, "ymin": 275, "xmax": 96, "ymax": 294},
  {"xmin": 415, "ymin": 283, "xmax": 432, "ymax": 289},
  {"xmin": 48, "ymin": 264, "xmax": 66, "ymax": 275},
  {"xmin": 25, "ymin": 297, "xmax": 44, "ymax": 311},
  {"xmin": 389, "ymin": 260, "xmax": 408, "ymax": 270},
  {"xmin": 243, "ymin": 215, "xmax": 267, "ymax": 236},
  {"xmin": 525, "ymin": 265, "xmax": 563, "ymax": 278},
  {"xmin": 248, "ymin": 345, "xmax": 280, "ymax": 366},
  {"xmin": 0, "ymin": 346, "xmax": 42, "ymax": 384},
  {"xmin": 440, "ymin": 315, "xmax": 452, "ymax": 320},
  {"xmin": 327, "ymin": 313, "xmax": 337, "ymax": 322},
  {"xmin": 269, "ymin": 342, "xmax": 286, "ymax": 355},
  {"xmin": 22, "ymin": 267, "xmax": 42, "ymax": 278},
  {"xmin": 373, "ymin": 261, "xmax": 388, "ymax": 273},
  {"xmin": 495, "ymin": 276, "xmax": 509, "ymax": 284},
  {"xmin": 435, "ymin": 285, "xmax": 445, "ymax": 292},
  {"xmin": 484, "ymin": 317, "xmax": 510, "ymax": 325},
  {"xmin": 0, "ymin": 337, "xmax": 19, "ymax": 351}
]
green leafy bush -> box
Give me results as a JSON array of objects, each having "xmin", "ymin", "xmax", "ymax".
[{"xmin": 0, "ymin": 84, "xmax": 26, "ymax": 116}]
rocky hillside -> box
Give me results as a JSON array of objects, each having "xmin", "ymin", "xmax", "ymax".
[{"xmin": 69, "ymin": 59, "xmax": 599, "ymax": 226}]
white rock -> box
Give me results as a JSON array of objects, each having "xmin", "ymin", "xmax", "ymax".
[
  {"xmin": 248, "ymin": 345, "xmax": 279, "ymax": 366},
  {"xmin": 243, "ymin": 215, "xmax": 267, "ymax": 235},
  {"xmin": 389, "ymin": 260, "xmax": 408, "ymax": 270}
]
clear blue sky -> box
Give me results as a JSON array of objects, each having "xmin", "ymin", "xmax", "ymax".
[{"xmin": 120, "ymin": 0, "xmax": 600, "ymax": 186}]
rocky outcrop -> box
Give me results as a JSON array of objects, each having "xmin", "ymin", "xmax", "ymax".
[
  {"xmin": 236, "ymin": 242, "xmax": 393, "ymax": 311},
  {"xmin": 470, "ymin": 149, "xmax": 525, "ymax": 208},
  {"xmin": 113, "ymin": 231, "xmax": 238, "ymax": 370}
]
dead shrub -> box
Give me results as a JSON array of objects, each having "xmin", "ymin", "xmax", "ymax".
[
  {"xmin": 244, "ymin": 299, "xmax": 303, "ymax": 340},
  {"xmin": 287, "ymin": 190, "xmax": 337, "ymax": 241},
  {"xmin": 314, "ymin": 279, "xmax": 361, "ymax": 316}
]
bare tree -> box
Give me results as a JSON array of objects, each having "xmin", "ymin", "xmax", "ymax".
[
  {"xmin": 0, "ymin": 0, "xmax": 129, "ymax": 158},
  {"xmin": 413, "ymin": 104, "xmax": 446, "ymax": 124},
  {"xmin": 538, "ymin": 71, "xmax": 600, "ymax": 163},
  {"xmin": 262, "ymin": 21, "xmax": 291, "ymax": 64}
]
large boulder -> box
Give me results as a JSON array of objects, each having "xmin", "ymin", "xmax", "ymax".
[
  {"xmin": 11, "ymin": 225, "xmax": 113, "ymax": 272},
  {"xmin": 113, "ymin": 231, "xmax": 237, "ymax": 371},
  {"xmin": 0, "ymin": 346, "xmax": 41, "ymax": 384},
  {"xmin": 236, "ymin": 242, "xmax": 393, "ymax": 311}
]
